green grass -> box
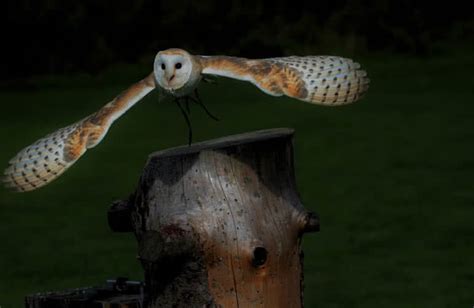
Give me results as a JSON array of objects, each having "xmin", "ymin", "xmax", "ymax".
[{"xmin": 1, "ymin": 52, "xmax": 473, "ymax": 307}]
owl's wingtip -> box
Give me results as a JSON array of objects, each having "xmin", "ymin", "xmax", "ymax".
[
  {"xmin": 1, "ymin": 176, "xmax": 8, "ymax": 185},
  {"xmin": 2, "ymin": 178, "xmax": 32, "ymax": 193},
  {"xmin": 1, "ymin": 176, "xmax": 17, "ymax": 192},
  {"xmin": 3, "ymin": 163, "xmax": 13, "ymax": 175}
]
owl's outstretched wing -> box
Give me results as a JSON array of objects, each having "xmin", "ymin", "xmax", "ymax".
[
  {"xmin": 2, "ymin": 73, "xmax": 155, "ymax": 192},
  {"xmin": 198, "ymin": 55, "xmax": 369, "ymax": 105}
]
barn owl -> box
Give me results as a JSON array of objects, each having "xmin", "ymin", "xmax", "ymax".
[{"xmin": 2, "ymin": 48, "xmax": 369, "ymax": 192}]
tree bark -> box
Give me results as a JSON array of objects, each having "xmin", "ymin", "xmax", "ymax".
[{"xmin": 117, "ymin": 128, "xmax": 319, "ymax": 307}]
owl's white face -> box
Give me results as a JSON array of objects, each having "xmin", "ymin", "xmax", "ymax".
[{"xmin": 154, "ymin": 49, "xmax": 194, "ymax": 92}]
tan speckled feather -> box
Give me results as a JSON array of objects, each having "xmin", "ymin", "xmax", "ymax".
[
  {"xmin": 3, "ymin": 73, "xmax": 155, "ymax": 192},
  {"xmin": 198, "ymin": 55, "xmax": 369, "ymax": 105}
]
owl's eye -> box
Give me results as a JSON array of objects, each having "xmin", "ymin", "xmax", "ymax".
[
  {"xmin": 175, "ymin": 62, "xmax": 182, "ymax": 69},
  {"xmin": 161, "ymin": 63, "xmax": 166, "ymax": 70}
]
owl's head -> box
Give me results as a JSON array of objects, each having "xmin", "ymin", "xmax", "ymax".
[{"xmin": 154, "ymin": 48, "xmax": 199, "ymax": 93}]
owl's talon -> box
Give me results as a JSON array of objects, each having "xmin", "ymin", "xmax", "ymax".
[
  {"xmin": 193, "ymin": 89, "xmax": 220, "ymax": 121},
  {"xmin": 183, "ymin": 97, "xmax": 191, "ymax": 114}
]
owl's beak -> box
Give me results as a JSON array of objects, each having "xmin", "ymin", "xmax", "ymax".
[{"xmin": 164, "ymin": 69, "xmax": 175, "ymax": 85}]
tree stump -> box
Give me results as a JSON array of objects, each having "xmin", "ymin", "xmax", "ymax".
[{"xmin": 110, "ymin": 128, "xmax": 319, "ymax": 307}]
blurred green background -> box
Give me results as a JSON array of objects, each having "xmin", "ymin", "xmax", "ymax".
[{"xmin": 1, "ymin": 1, "xmax": 473, "ymax": 307}]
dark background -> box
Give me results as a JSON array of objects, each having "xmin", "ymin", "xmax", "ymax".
[
  {"xmin": 1, "ymin": 1, "xmax": 473, "ymax": 307},
  {"xmin": 1, "ymin": 0, "xmax": 472, "ymax": 82}
]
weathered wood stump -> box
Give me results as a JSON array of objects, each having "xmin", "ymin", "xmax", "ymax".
[{"xmin": 110, "ymin": 128, "xmax": 319, "ymax": 307}]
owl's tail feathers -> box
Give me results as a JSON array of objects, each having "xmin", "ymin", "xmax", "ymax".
[{"xmin": 2, "ymin": 122, "xmax": 87, "ymax": 192}]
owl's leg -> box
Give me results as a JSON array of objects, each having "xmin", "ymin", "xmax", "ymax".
[
  {"xmin": 184, "ymin": 96, "xmax": 191, "ymax": 114},
  {"xmin": 175, "ymin": 98, "xmax": 193, "ymax": 145},
  {"xmin": 191, "ymin": 89, "xmax": 220, "ymax": 121}
]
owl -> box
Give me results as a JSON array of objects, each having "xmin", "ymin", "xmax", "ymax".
[{"xmin": 2, "ymin": 48, "xmax": 369, "ymax": 192}]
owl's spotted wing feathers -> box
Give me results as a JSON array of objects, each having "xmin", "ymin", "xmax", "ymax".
[
  {"xmin": 3, "ymin": 122, "xmax": 86, "ymax": 191},
  {"xmin": 4, "ymin": 50, "xmax": 370, "ymax": 192},
  {"xmin": 199, "ymin": 55, "xmax": 369, "ymax": 105},
  {"xmin": 3, "ymin": 74, "xmax": 155, "ymax": 192}
]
